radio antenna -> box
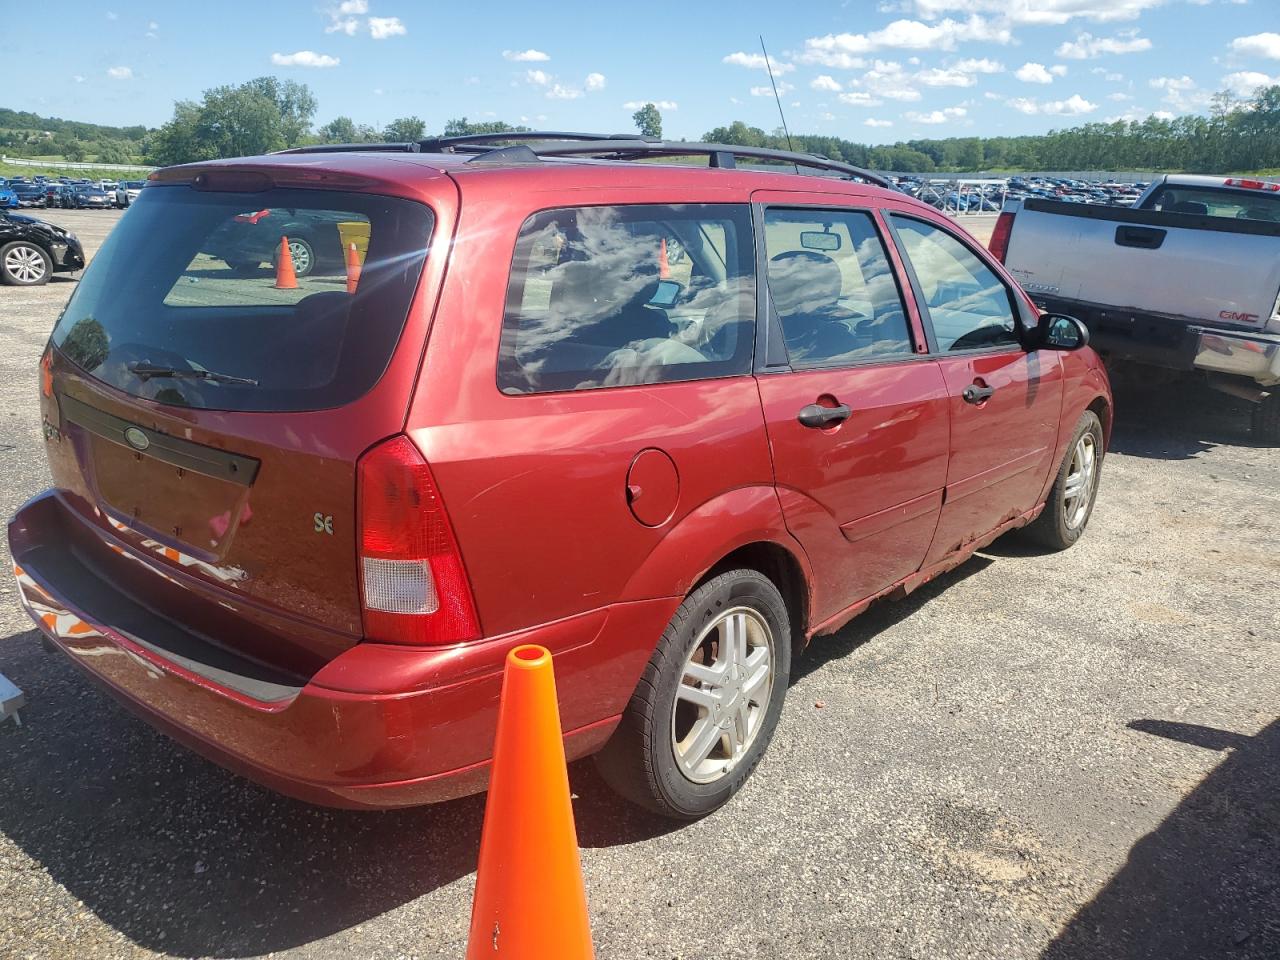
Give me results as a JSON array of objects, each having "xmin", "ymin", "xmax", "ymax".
[{"xmin": 760, "ymin": 34, "xmax": 799, "ymax": 173}]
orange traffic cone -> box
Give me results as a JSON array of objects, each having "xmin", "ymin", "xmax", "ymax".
[
  {"xmin": 274, "ymin": 236, "xmax": 298, "ymax": 290},
  {"xmin": 465, "ymin": 645, "xmax": 594, "ymax": 959},
  {"xmin": 345, "ymin": 241, "xmax": 362, "ymax": 294},
  {"xmin": 658, "ymin": 236, "xmax": 670, "ymax": 279}
]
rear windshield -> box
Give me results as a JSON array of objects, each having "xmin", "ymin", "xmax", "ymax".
[
  {"xmin": 498, "ymin": 203, "xmax": 755, "ymax": 394},
  {"xmin": 1142, "ymin": 184, "xmax": 1280, "ymax": 223},
  {"xmin": 51, "ymin": 184, "xmax": 433, "ymax": 412}
]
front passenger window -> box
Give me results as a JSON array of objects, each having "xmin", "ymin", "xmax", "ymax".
[{"xmin": 890, "ymin": 216, "xmax": 1019, "ymax": 353}]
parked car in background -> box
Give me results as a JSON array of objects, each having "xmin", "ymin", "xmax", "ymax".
[
  {"xmin": 9, "ymin": 135, "xmax": 1111, "ymax": 819},
  {"xmin": 70, "ymin": 185, "xmax": 112, "ymax": 210},
  {"xmin": 97, "ymin": 179, "xmax": 119, "ymax": 194},
  {"xmin": 114, "ymin": 180, "xmax": 146, "ymax": 208},
  {"xmin": 0, "ymin": 185, "xmax": 17, "ymax": 210},
  {"xmin": 11, "ymin": 182, "xmax": 47, "ymax": 208},
  {"xmin": 47, "ymin": 184, "xmax": 77, "ymax": 209},
  {"xmin": 0, "ymin": 208, "xmax": 85, "ymax": 285},
  {"xmin": 996, "ymin": 174, "xmax": 1280, "ymax": 441},
  {"xmin": 202, "ymin": 206, "xmax": 353, "ymax": 277}
]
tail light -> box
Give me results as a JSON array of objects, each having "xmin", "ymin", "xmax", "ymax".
[
  {"xmin": 357, "ymin": 435, "xmax": 481, "ymax": 645},
  {"xmin": 989, "ymin": 211, "xmax": 1015, "ymax": 264},
  {"xmin": 39, "ymin": 348, "xmax": 53, "ymax": 399}
]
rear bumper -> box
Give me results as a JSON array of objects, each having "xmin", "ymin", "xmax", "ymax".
[
  {"xmin": 1032, "ymin": 296, "xmax": 1279, "ymax": 384},
  {"xmin": 9, "ymin": 490, "xmax": 674, "ymax": 808}
]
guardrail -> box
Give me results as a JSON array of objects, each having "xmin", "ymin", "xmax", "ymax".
[{"xmin": 1, "ymin": 155, "xmax": 156, "ymax": 173}]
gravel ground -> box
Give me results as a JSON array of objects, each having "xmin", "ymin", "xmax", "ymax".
[{"xmin": 0, "ymin": 209, "xmax": 1276, "ymax": 960}]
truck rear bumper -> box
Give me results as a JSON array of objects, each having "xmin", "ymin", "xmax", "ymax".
[
  {"xmin": 1033, "ymin": 296, "xmax": 1280, "ymax": 385},
  {"xmin": 9, "ymin": 490, "xmax": 674, "ymax": 808}
]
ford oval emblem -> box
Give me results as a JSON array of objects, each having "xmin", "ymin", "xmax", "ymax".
[{"xmin": 124, "ymin": 426, "xmax": 150, "ymax": 451}]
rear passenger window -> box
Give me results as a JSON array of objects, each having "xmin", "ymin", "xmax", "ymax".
[
  {"xmin": 890, "ymin": 215, "xmax": 1019, "ymax": 352},
  {"xmin": 764, "ymin": 208, "xmax": 913, "ymax": 367},
  {"xmin": 498, "ymin": 204, "xmax": 755, "ymax": 394}
]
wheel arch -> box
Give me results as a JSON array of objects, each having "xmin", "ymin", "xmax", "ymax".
[
  {"xmin": 1087, "ymin": 394, "xmax": 1112, "ymax": 449},
  {"xmin": 617, "ymin": 484, "xmax": 814, "ymax": 645}
]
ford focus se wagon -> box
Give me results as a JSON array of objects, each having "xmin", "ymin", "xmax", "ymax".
[{"xmin": 9, "ymin": 135, "xmax": 1112, "ymax": 819}]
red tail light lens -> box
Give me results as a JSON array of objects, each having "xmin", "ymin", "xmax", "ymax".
[
  {"xmin": 357, "ymin": 435, "xmax": 481, "ymax": 645},
  {"xmin": 39, "ymin": 348, "xmax": 53, "ymax": 398},
  {"xmin": 989, "ymin": 211, "xmax": 1015, "ymax": 264}
]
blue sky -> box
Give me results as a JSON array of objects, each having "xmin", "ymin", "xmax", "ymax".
[{"xmin": 5, "ymin": 0, "xmax": 1280, "ymax": 144}]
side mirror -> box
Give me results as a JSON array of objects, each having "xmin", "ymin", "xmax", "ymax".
[{"xmin": 1037, "ymin": 312, "xmax": 1089, "ymax": 351}]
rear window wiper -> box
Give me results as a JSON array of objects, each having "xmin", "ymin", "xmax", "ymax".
[{"xmin": 128, "ymin": 362, "xmax": 259, "ymax": 386}]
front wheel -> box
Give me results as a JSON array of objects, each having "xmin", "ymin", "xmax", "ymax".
[
  {"xmin": 1023, "ymin": 410, "xmax": 1104, "ymax": 550},
  {"xmin": 0, "ymin": 241, "xmax": 53, "ymax": 286},
  {"xmin": 594, "ymin": 568, "xmax": 791, "ymax": 819},
  {"xmin": 1253, "ymin": 393, "xmax": 1280, "ymax": 445}
]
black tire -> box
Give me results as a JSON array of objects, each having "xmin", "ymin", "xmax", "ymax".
[
  {"xmin": 1023, "ymin": 410, "xmax": 1104, "ymax": 551},
  {"xmin": 273, "ymin": 236, "xmax": 315, "ymax": 278},
  {"xmin": 594, "ymin": 568, "xmax": 792, "ymax": 819},
  {"xmin": 1253, "ymin": 393, "xmax": 1280, "ymax": 445},
  {"xmin": 0, "ymin": 241, "xmax": 53, "ymax": 286}
]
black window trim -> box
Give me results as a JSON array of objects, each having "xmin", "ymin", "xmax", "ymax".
[
  {"xmin": 882, "ymin": 209, "xmax": 1029, "ymax": 358},
  {"xmin": 752, "ymin": 201, "xmax": 926, "ymax": 375}
]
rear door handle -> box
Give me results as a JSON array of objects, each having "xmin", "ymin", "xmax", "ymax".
[
  {"xmin": 962, "ymin": 383, "xmax": 995, "ymax": 405},
  {"xmin": 797, "ymin": 403, "xmax": 853, "ymax": 428}
]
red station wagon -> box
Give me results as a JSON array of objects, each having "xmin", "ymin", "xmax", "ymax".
[{"xmin": 8, "ymin": 135, "xmax": 1112, "ymax": 819}]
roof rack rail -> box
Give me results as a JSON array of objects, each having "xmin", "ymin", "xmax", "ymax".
[
  {"xmin": 273, "ymin": 142, "xmax": 421, "ymax": 155},
  {"xmin": 427, "ymin": 133, "xmax": 889, "ymax": 187},
  {"xmin": 418, "ymin": 131, "xmax": 656, "ymax": 153}
]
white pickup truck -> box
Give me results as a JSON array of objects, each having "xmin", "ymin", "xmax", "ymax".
[{"xmin": 993, "ymin": 174, "xmax": 1280, "ymax": 441}]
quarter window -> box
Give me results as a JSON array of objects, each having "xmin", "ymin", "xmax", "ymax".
[
  {"xmin": 890, "ymin": 215, "xmax": 1020, "ymax": 353},
  {"xmin": 763, "ymin": 208, "xmax": 913, "ymax": 367},
  {"xmin": 498, "ymin": 204, "xmax": 755, "ymax": 394}
]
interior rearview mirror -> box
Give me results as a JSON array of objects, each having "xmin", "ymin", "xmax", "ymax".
[
  {"xmin": 800, "ymin": 231, "xmax": 841, "ymax": 252},
  {"xmin": 1039, "ymin": 313, "xmax": 1089, "ymax": 351},
  {"xmin": 648, "ymin": 279, "xmax": 684, "ymax": 309}
]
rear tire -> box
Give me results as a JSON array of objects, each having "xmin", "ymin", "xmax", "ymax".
[
  {"xmin": 594, "ymin": 569, "xmax": 791, "ymax": 820},
  {"xmin": 1023, "ymin": 410, "xmax": 1104, "ymax": 551},
  {"xmin": 1253, "ymin": 393, "xmax": 1280, "ymax": 445}
]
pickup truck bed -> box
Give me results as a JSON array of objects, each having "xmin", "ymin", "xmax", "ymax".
[{"xmin": 996, "ymin": 178, "xmax": 1280, "ymax": 441}]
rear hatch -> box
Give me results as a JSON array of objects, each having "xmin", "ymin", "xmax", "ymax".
[{"xmin": 43, "ymin": 175, "xmax": 437, "ymax": 671}]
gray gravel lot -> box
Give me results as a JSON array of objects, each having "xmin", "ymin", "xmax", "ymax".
[{"xmin": 0, "ymin": 209, "xmax": 1276, "ymax": 959}]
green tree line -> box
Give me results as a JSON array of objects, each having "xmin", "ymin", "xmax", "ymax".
[{"xmin": 5, "ymin": 81, "xmax": 1279, "ymax": 173}]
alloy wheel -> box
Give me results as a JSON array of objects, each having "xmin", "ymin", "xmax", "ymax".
[
  {"xmin": 1063, "ymin": 432, "xmax": 1097, "ymax": 530},
  {"xmin": 3, "ymin": 245, "xmax": 47, "ymax": 284},
  {"xmin": 671, "ymin": 606, "xmax": 775, "ymax": 784}
]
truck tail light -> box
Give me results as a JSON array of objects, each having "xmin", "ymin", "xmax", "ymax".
[
  {"xmin": 357, "ymin": 435, "xmax": 481, "ymax": 646},
  {"xmin": 989, "ymin": 211, "xmax": 1015, "ymax": 264},
  {"xmin": 1223, "ymin": 178, "xmax": 1280, "ymax": 192}
]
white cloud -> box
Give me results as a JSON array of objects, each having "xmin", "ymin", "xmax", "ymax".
[
  {"xmin": 148, "ymin": 20, "xmax": 158, "ymax": 29},
  {"xmin": 106, "ymin": 65, "xmax": 133, "ymax": 79},
  {"xmin": 811, "ymin": 75, "xmax": 843, "ymax": 92},
  {"xmin": 503, "ymin": 49, "xmax": 550, "ymax": 62},
  {"xmin": 368, "ymin": 16, "xmax": 406, "ymax": 39},
  {"xmin": 1052, "ymin": 65, "xmax": 1068, "ymax": 76},
  {"xmin": 1230, "ymin": 32, "xmax": 1280, "ymax": 60},
  {"xmin": 324, "ymin": 0, "xmax": 366, "ymax": 34},
  {"xmin": 904, "ymin": 0, "xmax": 1167, "ymax": 24},
  {"xmin": 585, "ymin": 72, "xmax": 606, "ymax": 91},
  {"xmin": 864, "ymin": 118, "xmax": 894, "ymax": 127},
  {"xmin": 106, "ymin": 10, "xmax": 118, "ymax": 19},
  {"xmin": 622, "ymin": 100, "xmax": 678, "ymax": 110},
  {"xmin": 73, "ymin": 74, "xmax": 86, "ymax": 83},
  {"xmin": 1148, "ymin": 73, "xmax": 1210, "ymax": 110},
  {"xmin": 1153, "ymin": 110, "xmax": 1176, "ymax": 120},
  {"xmin": 1007, "ymin": 93, "xmax": 1099, "ymax": 115},
  {"xmin": 722, "ymin": 51, "xmax": 795, "ymax": 74},
  {"xmin": 546, "ymin": 84, "xmax": 582, "ymax": 100},
  {"xmin": 1108, "ymin": 91, "xmax": 1133, "ymax": 101},
  {"xmin": 1057, "ymin": 31, "xmax": 1152, "ymax": 59},
  {"xmin": 750, "ymin": 81, "xmax": 795, "ymax": 96},
  {"xmin": 861, "ymin": 59, "xmax": 922, "ymax": 101},
  {"xmin": 905, "ymin": 105, "xmax": 968, "ymax": 124},
  {"xmin": 798, "ymin": 15, "xmax": 1010, "ymax": 67},
  {"xmin": 271, "ymin": 51, "xmax": 340, "ymax": 68},
  {"xmin": 1016, "ymin": 62, "xmax": 1055, "ymax": 84},
  {"xmin": 1222, "ymin": 70, "xmax": 1280, "ymax": 95},
  {"xmin": 916, "ymin": 67, "xmax": 977, "ymax": 86},
  {"xmin": 838, "ymin": 91, "xmax": 884, "ymax": 107},
  {"xmin": 954, "ymin": 57, "xmax": 1003, "ymax": 74},
  {"xmin": 525, "ymin": 69, "xmax": 550, "ymax": 86}
]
